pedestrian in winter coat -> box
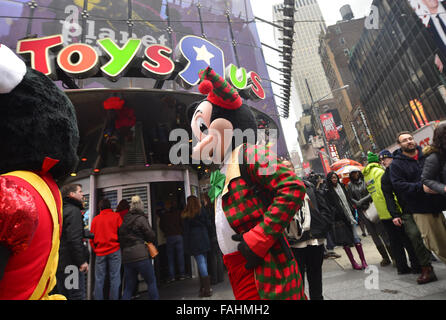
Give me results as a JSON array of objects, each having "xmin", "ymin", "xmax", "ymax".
[
  {"xmin": 202, "ymin": 193, "xmax": 225, "ymax": 285},
  {"xmin": 286, "ymin": 174, "xmax": 332, "ymax": 300},
  {"xmin": 181, "ymin": 195, "xmax": 212, "ymax": 297},
  {"xmin": 118, "ymin": 195, "xmax": 159, "ymax": 300},
  {"xmin": 390, "ymin": 131, "xmax": 442, "ymax": 284},
  {"xmin": 420, "ymin": 124, "xmax": 446, "ymax": 265},
  {"xmin": 56, "ymin": 184, "xmax": 89, "ymax": 300},
  {"xmin": 361, "ymin": 152, "xmax": 393, "ymax": 267},
  {"xmin": 325, "ymin": 172, "xmax": 368, "ymax": 270},
  {"xmin": 346, "ymin": 170, "xmax": 369, "ymax": 237},
  {"xmin": 90, "ymin": 198, "xmax": 123, "ymax": 300},
  {"xmin": 379, "ymin": 150, "xmax": 424, "ymax": 277},
  {"xmin": 159, "ymin": 199, "xmax": 186, "ymax": 283}
]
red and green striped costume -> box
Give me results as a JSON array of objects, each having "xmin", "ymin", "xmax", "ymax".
[{"xmin": 221, "ymin": 143, "xmax": 307, "ymax": 300}]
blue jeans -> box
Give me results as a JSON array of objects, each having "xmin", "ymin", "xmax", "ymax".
[
  {"xmin": 194, "ymin": 254, "xmax": 208, "ymax": 277},
  {"xmin": 166, "ymin": 235, "xmax": 186, "ymax": 279},
  {"xmin": 94, "ymin": 249, "xmax": 121, "ymax": 300},
  {"xmin": 352, "ymin": 224, "xmax": 361, "ymax": 244},
  {"xmin": 122, "ymin": 258, "xmax": 159, "ymax": 300}
]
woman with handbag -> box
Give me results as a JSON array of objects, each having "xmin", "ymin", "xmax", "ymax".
[
  {"xmin": 348, "ymin": 166, "xmax": 393, "ymax": 267},
  {"xmin": 181, "ymin": 196, "xmax": 212, "ymax": 297},
  {"xmin": 325, "ymin": 172, "xmax": 368, "ymax": 270},
  {"xmin": 118, "ymin": 196, "xmax": 159, "ymax": 300}
]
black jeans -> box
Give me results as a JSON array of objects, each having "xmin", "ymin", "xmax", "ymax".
[
  {"xmin": 55, "ymin": 266, "xmax": 86, "ymax": 300},
  {"xmin": 207, "ymin": 241, "xmax": 225, "ymax": 284},
  {"xmin": 381, "ymin": 219, "xmax": 420, "ymax": 272},
  {"xmin": 292, "ymin": 244, "xmax": 325, "ymax": 300}
]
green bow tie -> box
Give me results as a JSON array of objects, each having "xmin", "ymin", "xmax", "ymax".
[{"xmin": 208, "ymin": 170, "xmax": 226, "ymax": 203}]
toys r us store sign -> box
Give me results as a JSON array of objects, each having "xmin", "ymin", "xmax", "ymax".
[{"xmin": 16, "ymin": 34, "xmax": 265, "ymax": 101}]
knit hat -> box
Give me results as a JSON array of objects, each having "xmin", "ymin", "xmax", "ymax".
[
  {"xmin": 379, "ymin": 150, "xmax": 393, "ymax": 160},
  {"xmin": 367, "ymin": 151, "xmax": 380, "ymax": 164},
  {"xmin": 198, "ymin": 66, "xmax": 242, "ymax": 110}
]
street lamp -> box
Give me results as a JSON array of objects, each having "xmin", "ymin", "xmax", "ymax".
[{"xmin": 305, "ymin": 79, "xmax": 349, "ymax": 165}]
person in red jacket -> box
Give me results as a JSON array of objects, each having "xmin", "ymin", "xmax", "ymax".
[{"xmin": 90, "ymin": 198, "xmax": 123, "ymax": 300}]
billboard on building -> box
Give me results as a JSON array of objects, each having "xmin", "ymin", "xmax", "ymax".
[
  {"xmin": 320, "ymin": 113, "xmax": 340, "ymax": 141},
  {"xmin": 408, "ymin": 0, "xmax": 446, "ymax": 72}
]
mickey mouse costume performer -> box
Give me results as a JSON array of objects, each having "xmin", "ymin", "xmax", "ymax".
[
  {"xmin": 189, "ymin": 67, "xmax": 306, "ymax": 300},
  {"xmin": 0, "ymin": 44, "xmax": 79, "ymax": 299}
]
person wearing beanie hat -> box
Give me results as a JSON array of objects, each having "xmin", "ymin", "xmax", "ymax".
[
  {"xmin": 379, "ymin": 149, "xmax": 393, "ymax": 160},
  {"xmin": 188, "ymin": 66, "xmax": 306, "ymax": 300},
  {"xmin": 362, "ymin": 152, "xmax": 394, "ymax": 266},
  {"xmin": 380, "ymin": 150, "xmax": 426, "ymax": 278},
  {"xmin": 0, "ymin": 44, "xmax": 79, "ymax": 300},
  {"xmin": 367, "ymin": 151, "xmax": 380, "ymax": 164}
]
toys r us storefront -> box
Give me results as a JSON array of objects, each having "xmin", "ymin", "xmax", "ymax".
[{"xmin": 1, "ymin": 0, "xmax": 287, "ymax": 299}]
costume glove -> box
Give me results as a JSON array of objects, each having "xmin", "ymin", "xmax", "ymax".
[{"xmin": 231, "ymin": 234, "xmax": 264, "ymax": 270}]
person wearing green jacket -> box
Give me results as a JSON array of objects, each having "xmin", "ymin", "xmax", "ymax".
[{"xmin": 361, "ymin": 152, "xmax": 394, "ymax": 267}]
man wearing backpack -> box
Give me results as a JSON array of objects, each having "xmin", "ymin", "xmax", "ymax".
[{"xmin": 283, "ymin": 162, "xmax": 332, "ymax": 300}]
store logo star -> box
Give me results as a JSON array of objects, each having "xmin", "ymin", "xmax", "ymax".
[{"xmin": 193, "ymin": 45, "xmax": 214, "ymax": 65}]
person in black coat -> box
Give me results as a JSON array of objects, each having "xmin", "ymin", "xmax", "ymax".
[
  {"xmin": 287, "ymin": 176, "xmax": 332, "ymax": 300},
  {"xmin": 325, "ymin": 172, "xmax": 367, "ymax": 270},
  {"xmin": 420, "ymin": 124, "xmax": 446, "ymax": 265},
  {"xmin": 202, "ymin": 193, "xmax": 225, "ymax": 285},
  {"xmin": 118, "ymin": 195, "xmax": 159, "ymax": 300},
  {"xmin": 181, "ymin": 195, "xmax": 212, "ymax": 297},
  {"xmin": 56, "ymin": 184, "xmax": 89, "ymax": 300},
  {"xmin": 379, "ymin": 150, "xmax": 423, "ymax": 276},
  {"xmin": 390, "ymin": 131, "xmax": 443, "ymax": 283},
  {"xmin": 346, "ymin": 171, "xmax": 370, "ymax": 237}
]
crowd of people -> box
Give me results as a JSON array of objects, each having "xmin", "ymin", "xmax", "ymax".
[
  {"xmin": 53, "ymin": 184, "xmax": 224, "ymax": 300},
  {"xmin": 282, "ymin": 124, "xmax": 446, "ymax": 300},
  {"xmin": 51, "ymin": 124, "xmax": 446, "ymax": 300}
]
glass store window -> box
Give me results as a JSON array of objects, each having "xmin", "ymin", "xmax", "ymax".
[{"xmin": 97, "ymin": 189, "xmax": 118, "ymax": 211}]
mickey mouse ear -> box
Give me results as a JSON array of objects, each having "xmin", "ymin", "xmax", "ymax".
[{"xmin": 0, "ymin": 44, "xmax": 27, "ymax": 94}]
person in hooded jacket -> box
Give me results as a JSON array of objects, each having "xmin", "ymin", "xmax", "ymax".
[
  {"xmin": 118, "ymin": 195, "xmax": 159, "ymax": 300},
  {"xmin": 379, "ymin": 150, "xmax": 424, "ymax": 277},
  {"xmin": 325, "ymin": 172, "xmax": 368, "ymax": 270},
  {"xmin": 390, "ymin": 131, "xmax": 443, "ymax": 284},
  {"xmin": 360, "ymin": 152, "xmax": 394, "ymax": 267},
  {"xmin": 420, "ymin": 123, "xmax": 446, "ymax": 265}
]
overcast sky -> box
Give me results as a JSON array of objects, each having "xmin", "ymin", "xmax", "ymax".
[{"xmin": 251, "ymin": 0, "xmax": 374, "ymax": 160}]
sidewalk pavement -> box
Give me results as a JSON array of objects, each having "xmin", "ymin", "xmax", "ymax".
[{"xmin": 155, "ymin": 232, "xmax": 446, "ymax": 300}]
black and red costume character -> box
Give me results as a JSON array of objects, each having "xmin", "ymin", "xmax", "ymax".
[{"xmin": 0, "ymin": 44, "xmax": 79, "ymax": 299}]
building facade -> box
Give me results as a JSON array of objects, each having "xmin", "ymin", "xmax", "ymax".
[
  {"xmin": 319, "ymin": 16, "xmax": 377, "ymax": 161},
  {"xmin": 273, "ymin": 0, "xmax": 331, "ymax": 117},
  {"xmin": 349, "ymin": 0, "xmax": 446, "ymax": 150}
]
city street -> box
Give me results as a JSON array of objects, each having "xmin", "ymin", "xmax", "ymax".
[{"xmin": 157, "ymin": 232, "xmax": 446, "ymax": 300}]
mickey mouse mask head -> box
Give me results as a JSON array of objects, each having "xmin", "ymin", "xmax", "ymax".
[
  {"xmin": 190, "ymin": 67, "xmax": 257, "ymax": 163},
  {"xmin": 0, "ymin": 44, "xmax": 79, "ymax": 178}
]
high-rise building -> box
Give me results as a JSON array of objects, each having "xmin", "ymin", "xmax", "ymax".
[
  {"xmin": 273, "ymin": 0, "xmax": 332, "ymax": 117},
  {"xmin": 274, "ymin": 0, "xmax": 335, "ymax": 173},
  {"xmin": 349, "ymin": 0, "xmax": 446, "ymax": 150},
  {"xmin": 319, "ymin": 14, "xmax": 375, "ymax": 161}
]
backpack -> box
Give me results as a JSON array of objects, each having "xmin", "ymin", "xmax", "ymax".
[{"xmin": 285, "ymin": 194, "xmax": 311, "ymax": 245}]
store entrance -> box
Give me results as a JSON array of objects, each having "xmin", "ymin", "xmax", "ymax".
[{"xmin": 150, "ymin": 181, "xmax": 190, "ymax": 285}]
